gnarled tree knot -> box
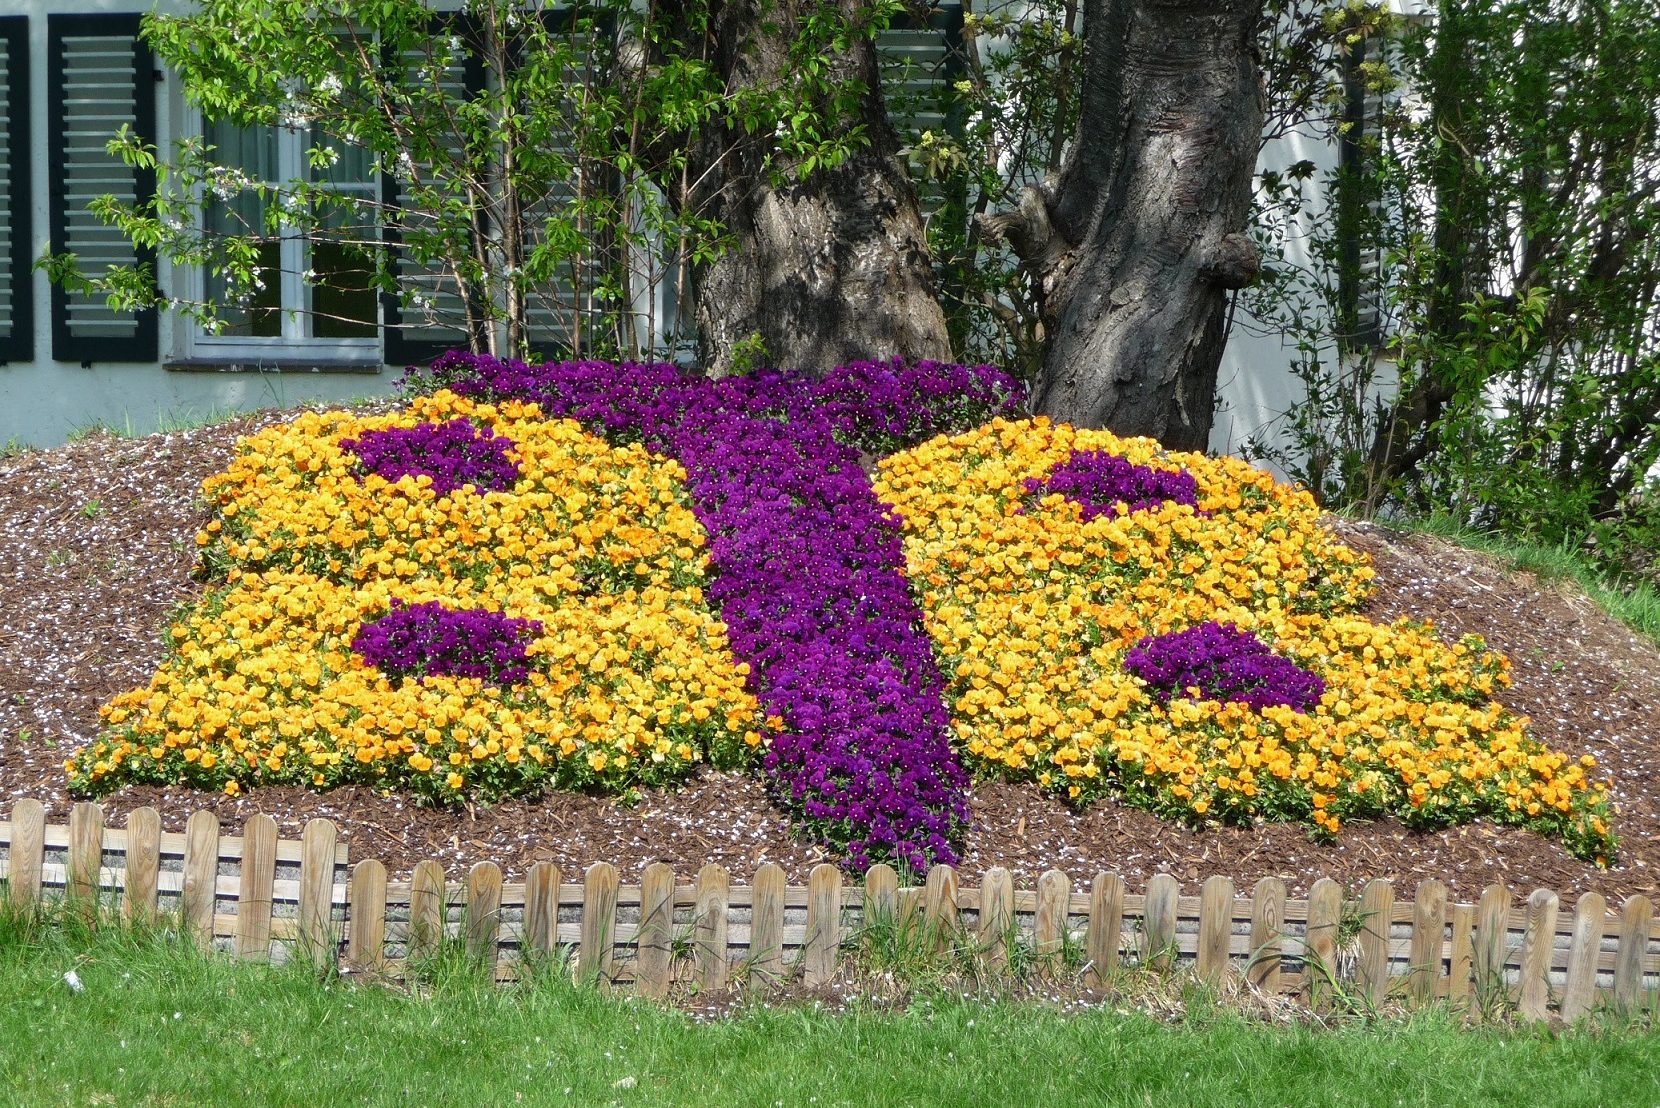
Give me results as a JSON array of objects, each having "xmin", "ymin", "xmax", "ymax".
[
  {"xmin": 1200, "ymin": 232, "xmax": 1261, "ymax": 289},
  {"xmin": 977, "ymin": 183, "xmax": 1070, "ymax": 274}
]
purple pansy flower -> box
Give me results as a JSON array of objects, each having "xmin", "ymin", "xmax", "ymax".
[
  {"xmin": 354, "ymin": 600, "xmax": 541, "ymax": 688},
  {"xmin": 412, "ymin": 352, "xmax": 1025, "ymax": 872},
  {"xmin": 341, "ymin": 418, "xmax": 520, "ymax": 496},
  {"xmin": 1123, "ymin": 621, "xmax": 1325, "ymax": 714},
  {"xmin": 1026, "ymin": 449, "xmax": 1200, "ymax": 520}
]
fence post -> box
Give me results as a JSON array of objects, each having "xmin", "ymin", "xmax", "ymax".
[
  {"xmin": 408, "ymin": 860, "xmax": 446, "ymax": 964},
  {"xmin": 1197, "ymin": 876, "xmax": 1234, "ymax": 985},
  {"xmin": 1035, "ymin": 869, "xmax": 1072, "ymax": 962},
  {"xmin": 804, "ymin": 863, "xmax": 841, "ymax": 988},
  {"xmin": 1614, "ymin": 894, "xmax": 1653, "ymax": 1013},
  {"xmin": 296, "ymin": 818, "xmax": 339, "ymax": 966},
  {"xmin": 1357, "ymin": 878, "xmax": 1393, "ymax": 1007},
  {"xmin": 864, "ymin": 864, "xmax": 898, "ymax": 929},
  {"xmin": 1247, "ymin": 877, "xmax": 1286, "ymax": 994},
  {"xmin": 748, "ymin": 863, "xmax": 786, "ymax": 997},
  {"xmin": 1560, "ymin": 891, "xmax": 1607, "ymax": 1023},
  {"xmin": 465, "ymin": 861, "xmax": 502, "ymax": 965},
  {"xmin": 523, "ymin": 862, "xmax": 561, "ymax": 957},
  {"xmin": 1446, "ymin": 903, "xmax": 1477, "ymax": 1013},
  {"xmin": 1473, "ymin": 883, "xmax": 1512, "ymax": 1009},
  {"xmin": 923, "ymin": 864, "xmax": 959, "ymax": 954},
  {"xmin": 979, "ymin": 867, "xmax": 1014, "ymax": 971},
  {"xmin": 1517, "ymin": 888, "xmax": 1560, "ymax": 1022},
  {"xmin": 635, "ymin": 862, "xmax": 676, "ymax": 999},
  {"xmin": 236, "ymin": 814, "xmax": 277, "ymax": 961},
  {"xmin": 1304, "ymin": 878, "xmax": 1343, "ymax": 1009},
  {"xmin": 122, "ymin": 806, "xmax": 161, "ymax": 925},
  {"xmin": 66, "ymin": 801, "xmax": 104, "ymax": 914},
  {"xmin": 182, "ymin": 810, "xmax": 221, "ymax": 946},
  {"xmin": 1086, "ymin": 872, "xmax": 1125, "ymax": 987},
  {"xmin": 5, "ymin": 799, "xmax": 45, "ymax": 912},
  {"xmin": 1143, "ymin": 874, "xmax": 1179, "ymax": 971},
  {"xmin": 580, "ymin": 862, "xmax": 620, "ymax": 988},
  {"xmin": 693, "ymin": 863, "xmax": 729, "ymax": 993},
  {"xmin": 346, "ymin": 859, "xmax": 387, "ymax": 975},
  {"xmin": 1409, "ymin": 879, "xmax": 1447, "ymax": 1005}
]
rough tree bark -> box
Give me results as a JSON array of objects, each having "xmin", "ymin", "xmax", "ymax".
[
  {"xmin": 650, "ymin": 0, "xmax": 952, "ymax": 375},
  {"xmin": 983, "ymin": 0, "xmax": 1264, "ymax": 449}
]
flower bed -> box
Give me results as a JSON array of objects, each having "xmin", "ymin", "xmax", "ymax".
[
  {"xmin": 65, "ymin": 355, "xmax": 1616, "ymax": 869},
  {"xmin": 874, "ymin": 418, "xmax": 1614, "ymax": 861},
  {"xmin": 71, "ymin": 391, "xmax": 768, "ymax": 805}
]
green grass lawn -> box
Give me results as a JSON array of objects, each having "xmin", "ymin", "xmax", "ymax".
[{"xmin": 3, "ymin": 913, "xmax": 1657, "ymax": 1108}]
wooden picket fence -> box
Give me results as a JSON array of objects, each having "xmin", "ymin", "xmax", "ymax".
[{"xmin": 3, "ymin": 799, "xmax": 1657, "ymax": 1020}]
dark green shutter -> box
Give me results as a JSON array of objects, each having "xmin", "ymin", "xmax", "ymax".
[
  {"xmin": 47, "ymin": 14, "xmax": 158, "ymax": 364},
  {"xmin": 380, "ymin": 17, "xmax": 489, "ymax": 368},
  {"xmin": 0, "ymin": 17, "xmax": 34, "ymax": 363}
]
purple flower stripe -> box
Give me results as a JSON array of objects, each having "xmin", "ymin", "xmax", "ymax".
[
  {"xmin": 341, "ymin": 419, "xmax": 520, "ymax": 496},
  {"xmin": 1027, "ymin": 449, "xmax": 1199, "ymax": 520},
  {"xmin": 354, "ymin": 600, "xmax": 542, "ymax": 688},
  {"xmin": 419, "ymin": 352, "xmax": 1024, "ymax": 456},
  {"xmin": 1123, "ymin": 621, "xmax": 1325, "ymax": 715},
  {"xmin": 413, "ymin": 352, "xmax": 1025, "ymax": 872}
]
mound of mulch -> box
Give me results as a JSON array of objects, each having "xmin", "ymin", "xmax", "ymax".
[{"xmin": 1, "ymin": 408, "xmax": 1656, "ymax": 902}]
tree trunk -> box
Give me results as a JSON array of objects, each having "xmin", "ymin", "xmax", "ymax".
[
  {"xmin": 985, "ymin": 0, "xmax": 1264, "ymax": 450},
  {"xmin": 654, "ymin": 0, "xmax": 951, "ymax": 375}
]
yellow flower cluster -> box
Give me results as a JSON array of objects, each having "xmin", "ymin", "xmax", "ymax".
[
  {"xmin": 875, "ymin": 418, "xmax": 1614, "ymax": 862},
  {"xmin": 68, "ymin": 391, "xmax": 767, "ymax": 804}
]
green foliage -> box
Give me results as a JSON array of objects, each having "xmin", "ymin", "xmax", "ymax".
[{"xmin": 1246, "ymin": 0, "xmax": 1660, "ymax": 585}]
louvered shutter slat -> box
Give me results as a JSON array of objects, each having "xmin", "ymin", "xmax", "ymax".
[
  {"xmin": 48, "ymin": 14, "xmax": 157, "ymax": 363},
  {"xmin": 876, "ymin": 8, "xmax": 965, "ymax": 218}
]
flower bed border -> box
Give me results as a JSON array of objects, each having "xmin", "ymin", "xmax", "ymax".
[{"xmin": 4, "ymin": 798, "xmax": 1652, "ymax": 1022}]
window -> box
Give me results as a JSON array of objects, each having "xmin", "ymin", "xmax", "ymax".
[
  {"xmin": 47, "ymin": 14, "xmax": 157, "ymax": 364},
  {"xmin": 0, "ymin": 16, "xmax": 33, "ymax": 363},
  {"xmin": 191, "ymin": 118, "xmax": 379, "ymax": 359}
]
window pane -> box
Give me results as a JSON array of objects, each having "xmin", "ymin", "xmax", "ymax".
[
  {"xmin": 309, "ymin": 201, "xmax": 377, "ymax": 338},
  {"xmin": 203, "ymin": 229, "xmax": 282, "ymax": 338},
  {"xmin": 201, "ymin": 118, "xmax": 378, "ymax": 341},
  {"xmin": 310, "ymin": 239, "xmax": 377, "ymax": 338},
  {"xmin": 205, "ymin": 117, "xmax": 279, "ymax": 184}
]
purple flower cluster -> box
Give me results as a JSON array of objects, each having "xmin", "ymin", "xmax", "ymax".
[
  {"xmin": 1026, "ymin": 449, "xmax": 1200, "ymax": 520},
  {"xmin": 353, "ymin": 600, "xmax": 542, "ymax": 687},
  {"xmin": 412, "ymin": 352, "xmax": 1023, "ymax": 872},
  {"xmin": 1122, "ymin": 621, "xmax": 1326, "ymax": 714},
  {"xmin": 340, "ymin": 418, "xmax": 520, "ymax": 496},
  {"xmin": 807, "ymin": 357, "xmax": 1025, "ymax": 456},
  {"xmin": 416, "ymin": 351, "xmax": 1024, "ymax": 457}
]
